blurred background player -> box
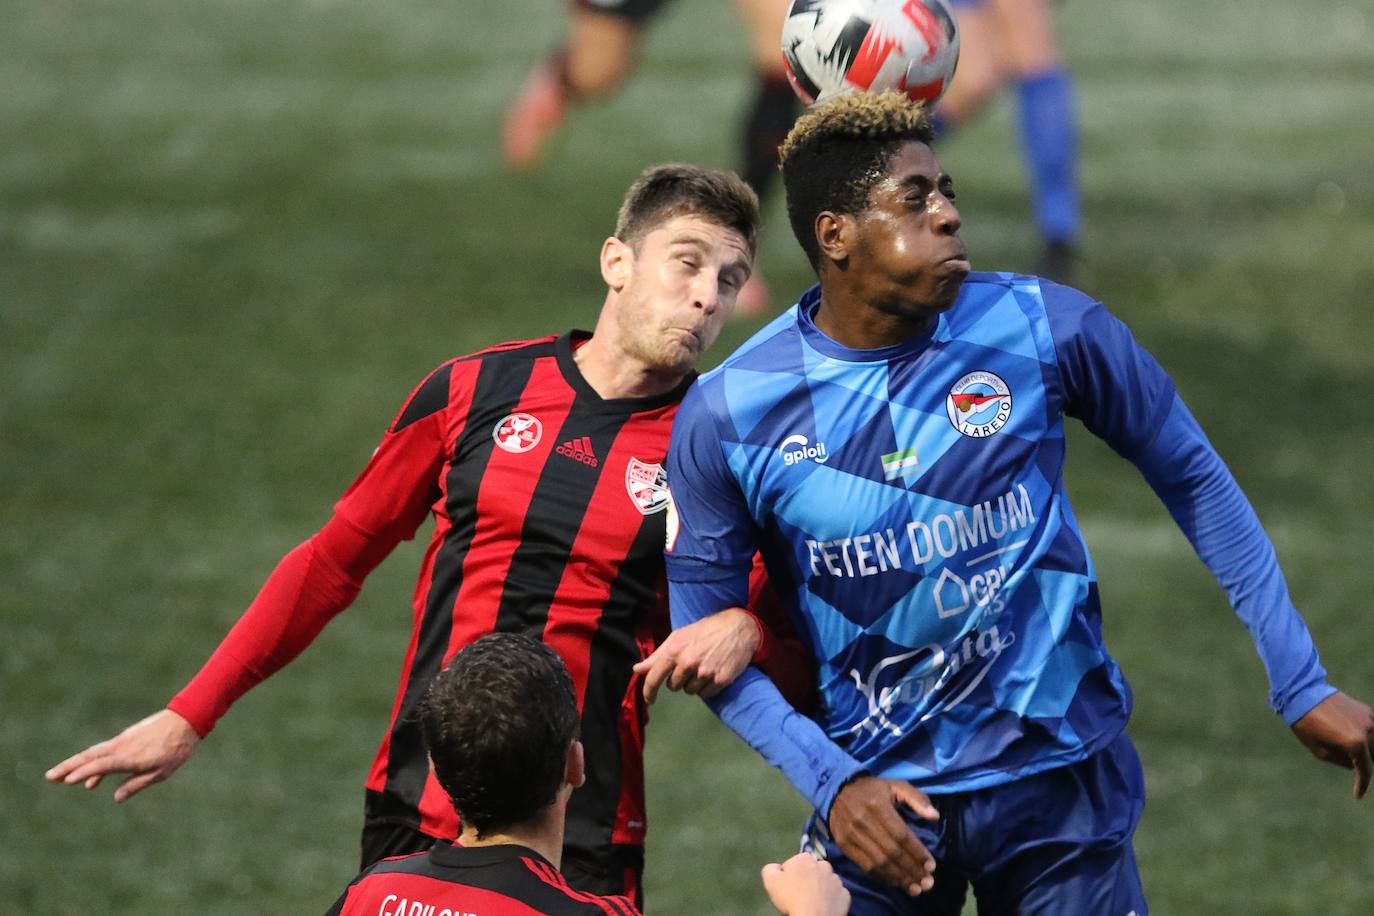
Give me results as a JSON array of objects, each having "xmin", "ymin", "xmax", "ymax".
[
  {"xmin": 329, "ymin": 633, "xmax": 850, "ymax": 916},
  {"xmin": 936, "ymin": 0, "xmax": 1081, "ymax": 279},
  {"xmin": 503, "ymin": 0, "xmax": 800, "ymax": 313}
]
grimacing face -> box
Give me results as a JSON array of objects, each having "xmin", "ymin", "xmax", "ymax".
[
  {"xmin": 844, "ymin": 140, "xmax": 969, "ymax": 320},
  {"xmin": 612, "ymin": 214, "xmax": 753, "ymax": 374}
]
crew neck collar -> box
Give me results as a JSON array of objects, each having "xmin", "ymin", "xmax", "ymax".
[
  {"xmin": 794, "ymin": 286, "xmax": 941, "ymax": 363},
  {"xmin": 555, "ymin": 330, "xmax": 695, "ymax": 412}
]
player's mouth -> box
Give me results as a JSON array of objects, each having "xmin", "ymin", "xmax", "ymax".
[
  {"xmin": 941, "ymin": 249, "xmax": 971, "ymax": 273},
  {"xmin": 668, "ymin": 326, "xmax": 702, "ymax": 349}
]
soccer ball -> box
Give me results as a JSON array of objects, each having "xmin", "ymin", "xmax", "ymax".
[{"xmin": 781, "ymin": 0, "xmax": 961, "ymax": 106}]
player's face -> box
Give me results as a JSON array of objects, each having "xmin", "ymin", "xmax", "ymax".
[
  {"xmin": 613, "ymin": 214, "xmax": 753, "ymax": 373},
  {"xmin": 847, "ymin": 141, "xmax": 969, "ymax": 319}
]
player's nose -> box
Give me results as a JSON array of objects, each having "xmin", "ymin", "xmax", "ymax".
[
  {"xmin": 932, "ymin": 191, "xmax": 961, "ymax": 235},
  {"xmin": 692, "ymin": 268, "xmax": 721, "ymax": 313}
]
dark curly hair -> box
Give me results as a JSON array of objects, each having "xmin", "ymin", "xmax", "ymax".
[
  {"xmin": 418, "ymin": 633, "xmax": 579, "ymax": 838},
  {"xmin": 779, "ymin": 91, "xmax": 935, "ymax": 270}
]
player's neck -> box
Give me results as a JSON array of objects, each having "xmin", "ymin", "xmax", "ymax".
[
  {"xmin": 814, "ymin": 285, "xmax": 937, "ymax": 350},
  {"xmin": 574, "ymin": 333, "xmax": 688, "ymax": 401},
  {"xmin": 457, "ymin": 808, "xmax": 564, "ymax": 869}
]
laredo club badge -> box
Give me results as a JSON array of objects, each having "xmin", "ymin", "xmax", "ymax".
[
  {"xmin": 625, "ymin": 457, "xmax": 669, "ymax": 515},
  {"xmin": 946, "ymin": 371, "xmax": 1012, "ymax": 438}
]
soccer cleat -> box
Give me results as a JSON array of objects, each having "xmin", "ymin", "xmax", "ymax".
[{"xmin": 503, "ymin": 60, "xmax": 567, "ymax": 171}]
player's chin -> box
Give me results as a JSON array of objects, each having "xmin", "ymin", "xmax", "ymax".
[{"xmin": 651, "ymin": 341, "xmax": 699, "ymax": 374}]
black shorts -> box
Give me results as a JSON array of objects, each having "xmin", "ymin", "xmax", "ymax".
[
  {"xmin": 572, "ymin": 0, "xmax": 673, "ymax": 27},
  {"xmin": 360, "ymin": 820, "xmax": 645, "ymax": 908}
]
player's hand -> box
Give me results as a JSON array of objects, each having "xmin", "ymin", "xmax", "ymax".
[
  {"xmin": 632, "ymin": 607, "xmax": 760, "ymax": 704},
  {"xmin": 761, "ymin": 853, "xmax": 851, "ymax": 916},
  {"xmin": 44, "ymin": 709, "xmax": 201, "ymax": 802},
  {"xmin": 1290, "ymin": 691, "xmax": 1374, "ymax": 799},
  {"xmin": 828, "ymin": 775, "xmax": 938, "ymax": 897}
]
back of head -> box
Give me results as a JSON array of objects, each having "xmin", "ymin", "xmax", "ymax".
[
  {"xmin": 419, "ymin": 633, "xmax": 579, "ymax": 838},
  {"xmin": 779, "ymin": 92, "xmax": 935, "ymax": 270},
  {"xmin": 615, "ymin": 163, "xmax": 761, "ymax": 259}
]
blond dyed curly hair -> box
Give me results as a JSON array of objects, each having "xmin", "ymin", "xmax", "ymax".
[{"xmin": 779, "ymin": 92, "xmax": 935, "ymax": 269}]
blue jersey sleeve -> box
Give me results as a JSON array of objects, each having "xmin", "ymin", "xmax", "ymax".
[
  {"xmin": 666, "ymin": 379, "xmax": 866, "ymax": 815},
  {"xmin": 1045, "ymin": 281, "xmax": 1176, "ymax": 457},
  {"xmin": 1132, "ymin": 398, "xmax": 1334, "ymax": 723},
  {"xmin": 1047, "ymin": 282, "xmax": 1333, "ymax": 724},
  {"xmin": 664, "ymin": 380, "xmax": 758, "ymax": 619},
  {"xmin": 704, "ymin": 668, "xmax": 867, "ymax": 818}
]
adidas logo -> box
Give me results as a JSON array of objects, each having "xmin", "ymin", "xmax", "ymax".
[{"xmin": 555, "ymin": 436, "xmax": 598, "ymax": 467}]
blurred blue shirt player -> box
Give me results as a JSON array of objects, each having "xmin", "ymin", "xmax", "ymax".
[{"xmin": 655, "ymin": 92, "xmax": 1374, "ymax": 914}]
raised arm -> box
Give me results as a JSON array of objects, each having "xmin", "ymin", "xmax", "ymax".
[
  {"xmin": 45, "ymin": 363, "xmax": 454, "ymax": 800},
  {"xmin": 1049, "ymin": 282, "xmax": 1373, "ymax": 795}
]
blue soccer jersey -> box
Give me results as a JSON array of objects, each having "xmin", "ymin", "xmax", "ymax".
[{"xmin": 665, "ymin": 274, "xmax": 1333, "ymax": 818}]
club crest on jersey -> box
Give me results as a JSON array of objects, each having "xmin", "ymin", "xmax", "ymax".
[
  {"xmin": 946, "ymin": 371, "xmax": 1012, "ymax": 438},
  {"xmin": 492, "ymin": 412, "xmax": 542, "ymax": 453},
  {"xmin": 626, "ymin": 457, "xmax": 669, "ymax": 515}
]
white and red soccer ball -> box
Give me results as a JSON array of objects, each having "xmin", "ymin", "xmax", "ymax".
[{"xmin": 781, "ymin": 0, "xmax": 961, "ymax": 106}]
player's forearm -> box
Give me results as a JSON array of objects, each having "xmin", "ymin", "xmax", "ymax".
[
  {"xmin": 168, "ymin": 515, "xmax": 391, "ymax": 735},
  {"xmin": 1135, "ymin": 396, "xmax": 1334, "ymax": 722},
  {"xmin": 705, "ymin": 667, "xmax": 865, "ymax": 818}
]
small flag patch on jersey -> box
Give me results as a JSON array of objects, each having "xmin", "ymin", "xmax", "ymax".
[{"xmin": 881, "ymin": 446, "xmax": 920, "ymax": 480}]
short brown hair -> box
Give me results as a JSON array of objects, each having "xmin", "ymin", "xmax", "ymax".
[
  {"xmin": 779, "ymin": 92, "xmax": 934, "ymax": 269},
  {"xmin": 615, "ymin": 163, "xmax": 760, "ymax": 258}
]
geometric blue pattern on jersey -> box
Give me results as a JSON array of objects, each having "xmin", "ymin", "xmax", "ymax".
[{"xmin": 666, "ymin": 273, "xmax": 1169, "ymax": 793}]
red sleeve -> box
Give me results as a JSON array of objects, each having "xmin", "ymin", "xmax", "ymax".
[
  {"xmin": 168, "ymin": 366, "xmax": 454, "ymax": 736},
  {"xmin": 745, "ymin": 555, "xmax": 818, "ymax": 715},
  {"xmin": 167, "ymin": 514, "xmax": 397, "ymax": 736}
]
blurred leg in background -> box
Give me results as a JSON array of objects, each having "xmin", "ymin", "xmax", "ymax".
[
  {"xmin": 937, "ymin": 0, "xmax": 1081, "ymax": 280},
  {"xmin": 504, "ymin": 0, "xmax": 801, "ymax": 314}
]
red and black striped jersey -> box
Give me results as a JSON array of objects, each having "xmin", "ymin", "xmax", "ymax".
[
  {"xmin": 327, "ymin": 842, "xmax": 641, "ymax": 916},
  {"xmin": 343, "ymin": 332, "xmax": 687, "ymax": 853}
]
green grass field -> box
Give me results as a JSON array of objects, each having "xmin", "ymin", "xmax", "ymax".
[{"xmin": 4, "ymin": 0, "xmax": 1373, "ymax": 912}]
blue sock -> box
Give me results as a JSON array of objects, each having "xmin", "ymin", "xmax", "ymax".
[
  {"xmin": 1015, "ymin": 69, "xmax": 1079, "ymax": 245},
  {"xmin": 929, "ymin": 111, "xmax": 952, "ymax": 140}
]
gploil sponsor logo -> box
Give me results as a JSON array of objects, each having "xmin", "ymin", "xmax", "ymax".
[{"xmin": 780, "ymin": 433, "xmax": 829, "ymax": 466}]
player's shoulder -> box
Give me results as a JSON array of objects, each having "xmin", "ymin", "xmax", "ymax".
[
  {"xmin": 452, "ymin": 333, "xmax": 564, "ymax": 364},
  {"xmin": 390, "ymin": 334, "xmax": 565, "ymax": 432},
  {"xmin": 949, "ymin": 270, "xmax": 1104, "ymax": 330},
  {"xmin": 700, "ymin": 302, "xmax": 808, "ymax": 385},
  {"xmin": 511, "ymin": 855, "xmax": 642, "ymax": 915},
  {"xmin": 500, "ymin": 856, "xmax": 637, "ymax": 911}
]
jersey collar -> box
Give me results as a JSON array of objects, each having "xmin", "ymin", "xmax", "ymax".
[
  {"xmin": 556, "ymin": 330, "xmax": 696, "ymax": 413},
  {"xmin": 429, "ymin": 840, "xmax": 553, "ymax": 871},
  {"xmin": 795, "ymin": 285, "xmax": 941, "ymax": 363}
]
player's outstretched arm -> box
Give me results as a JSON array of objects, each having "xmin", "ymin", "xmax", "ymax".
[
  {"xmin": 1290, "ymin": 691, "xmax": 1374, "ymax": 798},
  {"xmin": 762, "ymin": 853, "xmax": 851, "ymax": 916},
  {"xmin": 829, "ymin": 776, "xmax": 938, "ymax": 897},
  {"xmin": 633, "ymin": 606, "xmax": 759, "ymax": 703},
  {"xmin": 44, "ymin": 709, "xmax": 200, "ymax": 802}
]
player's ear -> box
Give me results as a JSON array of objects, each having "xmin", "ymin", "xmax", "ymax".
[
  {"xmin": 815, "ymin": 211, "xmax": 852, "ymax": 266},
  {"xmin": 565, "ymin": 739, "xmax": 586, "ymax": 790},
  {"xmin": 601, "ymin": 237, "xmax": 634, "ymax": 291}
]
